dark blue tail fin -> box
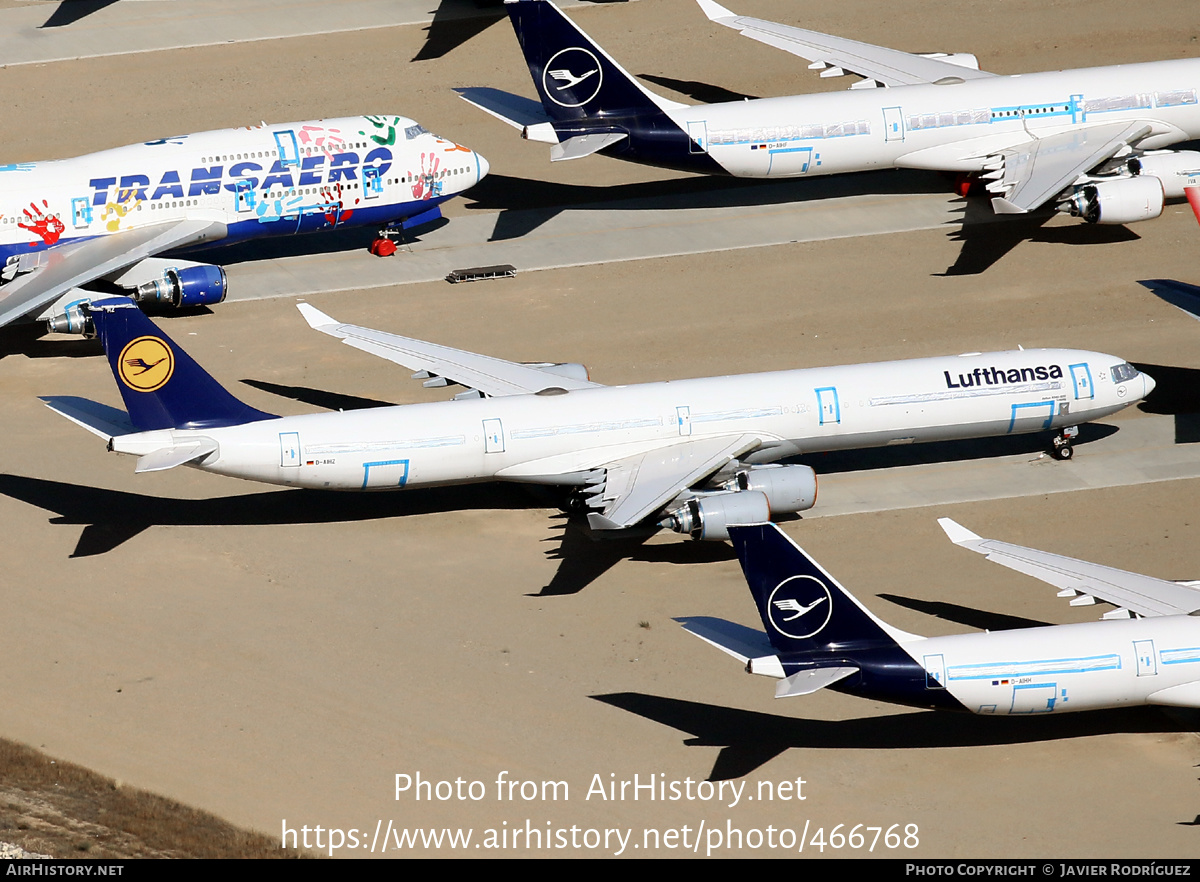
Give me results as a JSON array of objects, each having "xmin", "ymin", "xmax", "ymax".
[
  {"xmin": 505, "ymin": 0, "xmax": 678, "ymax": 123},
  {"xmin": 727, "ymin": 523, "xmax": 913, "ymax": 655},
  {"xmin": 87, "ymin": 298, "xmax": 275, "ymax": 432}
]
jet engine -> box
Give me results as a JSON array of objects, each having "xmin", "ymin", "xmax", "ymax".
[
  {"xmin": 132, "ymin": 265, "xmax": 228, "ymax": 308},
  {"xmin": 661, "ymin": 464, "xmax": 818, "ymax": 540},
  {"xmin": 1065, "ymin": 176, "xmax": 1164, "ymax": 225},
  {"xmin": 1127, "ymin": 150, "xmax": 1200, "ymax": 198},
  {"xmin": 661, "ymin": 490, "xmax": 772, "ymax": 541}
]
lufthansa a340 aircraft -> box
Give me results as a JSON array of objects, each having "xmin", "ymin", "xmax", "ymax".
[
  {"xmin": 42, "ymin": 298, "xmax": 1151, "ymax": 540},
  {"xmin": 461, "ymin": 0, "xmax": 1200, "ymax": 225},
  {"xmin": 0, "ymin": 116, "xmax": 489, "ymax": 333},
  {"xmin": 680, "ymin": 521, "xmax": 1200, "ymax": 714}
]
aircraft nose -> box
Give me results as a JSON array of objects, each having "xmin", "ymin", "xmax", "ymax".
[
  {"xmin": 1141, "ymin": 370, "xmax": 1156, "ymax": 400},
  {"xmin": 476, "ymin": 151, "xmax": 490, "ymax": 183}
]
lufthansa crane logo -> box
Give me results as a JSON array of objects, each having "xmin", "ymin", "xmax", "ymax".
[
  {"xmin": 543, "ymin": 48, "xmax": 603, "ymax": 108},
  {"xmin": 117, "ymin": 336, "xmax": 175, "ymax": 392},
  {"xmin": 766, "ymin": 575, "xmax": 833, "ymax": 640}
]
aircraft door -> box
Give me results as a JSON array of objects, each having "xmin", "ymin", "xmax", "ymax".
[
  {"xmin": 816, "ymin": 387, "xmax": 840, "ymax": 426},
  {"xmin": 1007, "ymin": 401, "xmax": 1055, "ymax": 434},
  {"xmin": 676, "ymin": 406, "xmax": 692, "ymax": 436},
  {"xmin": 768, "ymin": 147, "xmax": 813, "ymax": 176},
  {"xmin": 1010, "ymin": 683, "xmax": 1057, "ymax": 713},
  {"xmin": 483, "ymin": 419, "xmax": 505, "ymax": 453},
  {"xmin": 279, "ymin": 432, "xmax": 301, "ymax": 468},
  {"xmin": 923, "ymin": 654, "xmax": 946, "ymax": 690},
  {"xmin": 363, "ymin": 166, "xmax": 383, "ymax": 199},
  {"xmin": 234, "ymin": 179, "xmax": 256, "ymax": 213},
  {"xmin": 273, "ymin": 130, "xmax": 300, "ymax": 168},
  {"xmin": 361, "ymin": 459, "xmax": 410, "ymax": 489},
  {"xmin": 71, "ymin": 197, "xmax": 92, "ymax": 229},
  {"xmin": 687, "ymin": 121, "xmax": 708, "ymax": 154},
  {"xmin": 883, "ymin": 107, "xmax": 905, "ymax": 142},
  {"xmin": 1134, "ymin": 640, "xmax": 1157, "ymax": 676},
  {"xmin": 1069, "ymin": 363, "xmax": 1094, "ymax": 400}
]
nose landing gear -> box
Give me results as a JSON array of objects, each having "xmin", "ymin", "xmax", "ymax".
[{"xmin": 1051, "ymin": 426, "xmax": 1079, "ymax": 461}]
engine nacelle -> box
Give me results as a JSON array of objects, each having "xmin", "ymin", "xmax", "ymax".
[
  {"xmin": 1128, "ymin": 150, "xmax": 1200, "ymax": 198},
  {"xmin": 524, "ymin": 362, "xmax": 591, "ymax": 383},
  {"xmin": 722, "ymin": 464, "xmax": 817, "ymax": 514},
  {"xmin": 133, "ymin": 265, "xmax": 227, "ymax": 308},
  {"xmin": 661, "ymin": 490, "xmax": 771, "ymax": 541},
  {"xmin": 1065, "ymin": 176, "xmax": 1164, "ymax": 225},
  {"xmin": 45, "ymin": 304, "xmax": 93, "ymax": 336}
]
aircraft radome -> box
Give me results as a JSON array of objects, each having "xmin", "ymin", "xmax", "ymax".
[
  {"xmin": 680, "ymin": 520, "xmax": 1200, "ymax": 713},
  {"xmin": 0, "ymin": 116, "xmax": 488, "ymax": 334},
  {"xmin": 41, "ymin": 298, "xmax": 1151, "ymax": 539},
  {"xmin": 460, "ymin": 0, "xmax": 1200, "ymax": 225}
]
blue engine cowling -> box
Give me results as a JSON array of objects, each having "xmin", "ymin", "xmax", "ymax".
[{"xmin": 133, "ymin": 265, "xmax": 227, "ymax": 308}]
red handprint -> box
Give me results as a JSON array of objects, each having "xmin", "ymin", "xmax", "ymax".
[{"xmin": 18, "ymin": 200, "xmax": 65, "ymax": 246}]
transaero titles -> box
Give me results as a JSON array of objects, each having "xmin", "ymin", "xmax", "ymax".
[{"xmin": 944, "ymin": 364, "xmax": 1064, "ymax": 389}]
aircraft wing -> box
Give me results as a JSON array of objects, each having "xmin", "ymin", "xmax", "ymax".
[
  {"xmin": 298, "ymin": 303, "xmax": 603, "ymax": 397},
  {"xmin": 696, "ymin": 0, "xmax": 995, "ymax": 87},
  {"xmin": 586, "ymin": 433, "xmax": 761, "ymax": 530},
  {"xmin": 988, "ymin": 122, "xmax": 1154, "ymax": 214},
  {"xmin": 939, "ymin": 518, "xmax": 1200, "ymax": 618},
  {"xmin": 0, "ymin": 219, "xmax": 227, "ymax": 328}
]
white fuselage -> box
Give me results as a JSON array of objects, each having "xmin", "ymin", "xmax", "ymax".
[
  {"xmin": 0, "ymin": 116, "xmax": 487, "ymax": 264},
  {"xmin": 906, "ymin": 615, "xmax": 1200, "ymax": 714},
  {"xmin": 109, "ymin": 348, "xmax": 1148, "ymax": 493},
  {"xmin": 665, "ymin": 60, "xmax": 1200, "ymax": 178}
]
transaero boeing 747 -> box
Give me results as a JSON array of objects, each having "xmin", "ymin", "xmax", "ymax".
[
  {"xmin": 461, "ymin": 0, "xmax": 1200, "ymax": 225},
  {"xmin": 42, "ymin": 299, "xmax": 1152, "ymax": 540},
  {"xmin": 681, "ymin": 521, "xmax": 1200, "ymax": 714},
  {"xmin": 0, "ymin": 116, "xmax": 488, "ymax": 333}
]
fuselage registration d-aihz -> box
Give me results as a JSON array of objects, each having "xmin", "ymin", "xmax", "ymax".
[
  {"xmin": 44, "ymin": 298, "xmax": 1154, "ymax": 540},
  {"xmin": 461, "ymin": 0, "xmax": 1200, "ymax": 225},
  {"xmin": 0, "ymin": 115, "xmax": 488, "ymax": 333}
]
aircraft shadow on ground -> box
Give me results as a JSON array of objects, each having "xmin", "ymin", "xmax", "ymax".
[
  {"xmin": 1132, "ymin": 359, "xmax": 1200, "ymax": 444},
  {"xmin": 591, "ymin": 692, "xmax": 1188, "ymax": 780},
  {"xmin": 0, "ymin": 474, "xmax": 541, "ymax": 559},
  {"xmin": 239, "ymin": 379, "xmax": 396, "ymax": 412},
  {"xmin": 470, "ymin": 169, "xmax": 951, "ymax": 242},
  {"xmin": 799, "ymin": 423, "xmax": 1117, "ymax": 476},
  {"xmin": 637, "ymin": 75, "xmax": 758, "ymax": 104},
  {"xmin": 939, "ymin": 198, "xmax": 1141, "ymax": 276},
  {"xmin": 40, "ymin": 0, "xmax": 120, "ymax": 29},
  {"xmin": 412, "ymin": 0, "xmax": 627, "ymax": 63},
  {"xmin": 875, "ymin": 594, "xmax": 1052, "ymax": 632}
]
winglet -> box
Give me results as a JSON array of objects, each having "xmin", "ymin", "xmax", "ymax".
[
  {"xmin": 696, "ymin": 0, "xmax": 737, "ymax": 23},
  {"xmin": 937, "ymin": 517, "xmax": 982, "ymax": 546},
  {"xmin": 297, "ymin": 302, "xmax": 344, "ymax": 336}
]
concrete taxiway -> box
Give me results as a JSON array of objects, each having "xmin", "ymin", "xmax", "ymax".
[{"xmin": 2, "ymin": 0, "xmax": 1200, "ymax": 860}]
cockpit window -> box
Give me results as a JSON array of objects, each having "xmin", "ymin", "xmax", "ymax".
[
  {"xmin": 404, "ymin": 124, "xmax": 429, "ymax": 140},
  {"xmin": 1111, "ymin": 363, "xmax": 1139, "ymax": 384}
]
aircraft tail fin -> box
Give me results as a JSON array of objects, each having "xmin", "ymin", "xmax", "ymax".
[
  {"xmin": 727, "ymin": 523, "xmax": 919, "ymax": 656},
  {"xmin": 504, "ymin": 0, "xmax": 684, "ymax": 125},
  {"xmin": 86, "ymin": 297, "xmax": 275, "ymax": 432}
]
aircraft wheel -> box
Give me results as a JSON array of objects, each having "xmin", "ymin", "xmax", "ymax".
[{"xmin": 1052, "ymin": 444, "xmax": 1074, "ymax": 461}]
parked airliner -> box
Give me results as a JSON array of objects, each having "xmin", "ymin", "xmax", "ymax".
[
  {"xmin": 41, "ymin": 298, "xmax": 1151, "ymax": 538},
  {"xmin": 0, "ymin": 116, "xmax": 488, "ymax": 333},
  {"xmin": 680, "ymin": 521, "xmax": 1200, "ymax": 713},
  {"xmin": 460, "ymin": 0, "xmax": 1200, "ymax": 225}
]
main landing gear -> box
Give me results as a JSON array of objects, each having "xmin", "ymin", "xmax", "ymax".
[
  {"xmin": 1051, "ymin": 426, "xmax": 1079, "ymax": 461},
  {"xmin": 369, "ymin": 229, "xmax": 400, "ymax": 257}
]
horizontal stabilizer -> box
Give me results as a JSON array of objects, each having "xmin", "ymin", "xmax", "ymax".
[
  {"xmin": 675, "ymin": 616, "xmax": 775, "ymax": 663},
  {"xmin": 40, "ymin": 395, "xmax": 136, "ymax": 438},
  {"xmin": 133, "ymin": 440, "xmax": 218, "ymax": 474},
  {"xmin": 776, "ymin": 666, "xmax": 858, "ymax": 699},
  {"xmin": 551, "ymin": 133, "xmax": 628, "ymax": 162},
  {"xmin": 454, "ymin": 87, "xmax": 554, "ymax": 130}
]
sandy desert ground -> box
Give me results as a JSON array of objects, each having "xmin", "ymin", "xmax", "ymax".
[{"xmin": 1, "ymin": 0, "xmax": 1200, "ymax": 858}]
